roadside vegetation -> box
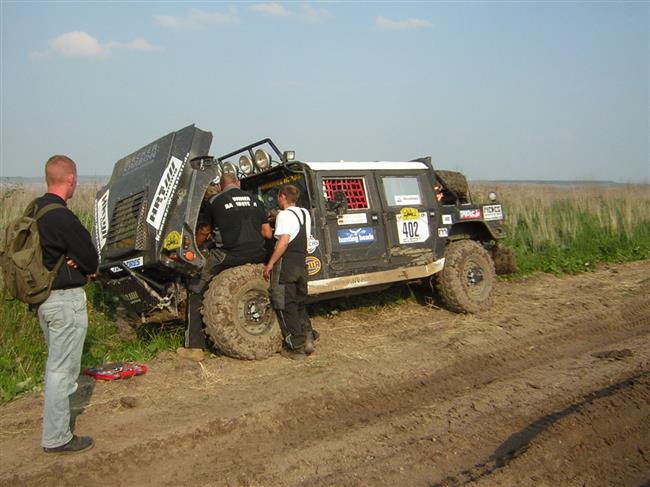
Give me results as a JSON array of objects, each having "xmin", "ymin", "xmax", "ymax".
[{"xmin": 1, "ymin": 181, "xmax": 649, "ymax": 402}]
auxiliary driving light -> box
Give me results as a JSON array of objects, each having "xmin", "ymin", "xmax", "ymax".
[
  {"xmin": 222, "ymin": 161, "xmax": 237, "ymax": 175},
  {"xmin": 239, "ymin": 155, "xmax": 255, "ymax": 175},
  {"xmin": 254, "ymin": 149, "xmax": 271, "ymax": 171}
]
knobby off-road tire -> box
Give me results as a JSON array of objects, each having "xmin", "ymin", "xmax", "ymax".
[
  {"xmin": 435, "ymin": 239, "xmax": 496, "ymax": 313},
  {"xmin": 435, "ymin": 170, "xmax": 470, "ymax": 201},
  {"xmin": 202, "ymin": 264, "xmax": 282, "ymax": 360}
]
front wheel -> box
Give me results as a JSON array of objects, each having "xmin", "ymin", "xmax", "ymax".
[
  {"xmin": 202, "ymin": 264, "xmax": 282, "ymax": 360},
  {"xmin": 434, "ymin": 240, "xmax": 496, "ymax": 313}
]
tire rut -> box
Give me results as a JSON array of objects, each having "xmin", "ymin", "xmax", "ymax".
[{"xmin": 6, "ymin": 294, "xmax": 649, "ymax": 487}]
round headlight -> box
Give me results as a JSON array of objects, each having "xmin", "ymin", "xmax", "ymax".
[
  {"xmin": 254, "ymin": 149, "xmax": 271, "ymax": 171},
  {"xmin": 488, "ymin": 191, "xmax": 497, "ymax": 202},
  {"xmin": 222, "ymin": 161, "xmax": 237, "ymax": 175},
  {"xmin": 239, "ymin": 155, "xmax": 255, "ymax": 175}
]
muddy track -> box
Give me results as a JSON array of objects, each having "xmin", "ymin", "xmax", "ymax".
[{"xmin": 1, "ymin": 260, "xmax": 649, "ymax": 487}]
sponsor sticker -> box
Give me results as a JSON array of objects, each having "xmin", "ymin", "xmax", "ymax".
[
  {"xmin": 163, "ymin": 231, "xmax": 182, "ymax": 250},
  {"xmin": 146, "ymin": 155, "xmax": 185, "ymax": 240},
  {"xmin": 338, "ymin": 227, "xmax": 375, "ymax": 245},
  {"xmin": 336, "ymin": 213, "xmax": 367, "ymax": 225},
  {"xmin": 394, "ymin": 194, "xmax": 421, "ymax": 206},
  {"xmin": 307, "ymin": 235, "xmax": 320, "ymax": 254},
  {"xmin": 459, "ymin": 208, "xmax": 482, "ymax": 220},
  {"xmin": 396, "ymin": 211, "xmax": 430, "ymax": 244},
  {"xmin": 438, "ymin": 227, "xmax": 449, "ymax": 237},
  {"xmin": 94, "ymin": 189, "xmax": 110, "ymax": 252},
  {"xmin": 399, "ymin": 207, "xmax": 419, "ymax": 220},
  {"xmin": 109, "ymin": 256, "xmax": 144, "ymax": 274},
  {"xmin": 482, "ymin": 204, "xmax": 503, "ymax": 221},
  {"xmin": 442, "ymin": 214, "xmax": 453, "ymax": 225},
  {"xmin": 306, "ymin": 256, "xmax": 322, "ymax": 276}
]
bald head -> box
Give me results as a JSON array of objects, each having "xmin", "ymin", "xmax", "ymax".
[
  {"xmin": 220, "ymin": 172, "xmax": 239, "ymax": 189},
  {"xmin": 45, "ymin": 155, "xmax": 77, "ymax": 200}
]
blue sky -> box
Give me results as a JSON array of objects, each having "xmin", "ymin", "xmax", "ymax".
[{"xmin": 1, "ymin": 1, "xmax": 648, "ymax": 182}]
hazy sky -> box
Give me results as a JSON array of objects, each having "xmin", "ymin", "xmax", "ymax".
[{"xmin": 1, "ymin": 1, "xmax": 648, "ymax": 182}]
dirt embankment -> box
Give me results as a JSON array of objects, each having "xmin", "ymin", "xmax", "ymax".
[{"xmin": 1, "ymin": 260, "xmax": 649, "ymax": 487}]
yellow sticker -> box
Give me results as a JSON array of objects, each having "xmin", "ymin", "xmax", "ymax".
[
  {"xmin": 163, "ymin": 231, "xmax": 182, "ymax": 250},
  {"xmin": 306, "ymin": 256, "xmax": 322, "ymax": 276},
  {"xmin": 260, "ymin": 174, "xmax": 301, "ymax": 190},
  {"xmin": 400, "ymin": 207, "xmax": 419, "ymax": 220}
]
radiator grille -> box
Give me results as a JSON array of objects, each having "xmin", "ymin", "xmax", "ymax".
[{"xmin": 106, "ymin": 191, "xmax": 146, "ymax": 250}]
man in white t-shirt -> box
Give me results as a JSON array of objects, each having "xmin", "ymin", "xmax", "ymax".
[{"xmin": 264, "ymin": 184, "xmax": 317, "ymax": 358}]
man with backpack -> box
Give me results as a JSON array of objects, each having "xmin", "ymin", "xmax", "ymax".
[{"xmin": 34, "ymin": 155, "xmax": 98, "ymax": 454}]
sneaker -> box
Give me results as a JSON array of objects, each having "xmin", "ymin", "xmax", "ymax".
[
  {"xmin": 176, "ymin": 347, "xmax": 204, "ymax": 362},
  {"xmin": 43, "ymin": 435, "xmax": 94, "ymax": 455},
  {"xmin": 280, "ymin": 348, "xmax": 307, "ymax": 361}
]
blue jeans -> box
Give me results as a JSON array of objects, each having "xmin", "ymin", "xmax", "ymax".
[{"xmin": 37, "ymin": 287, "xmax": 88, "ymax": 448}]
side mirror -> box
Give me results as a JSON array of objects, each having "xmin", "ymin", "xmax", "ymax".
[{"xmin": 189, "ymin": 155, "xmax": 215, "ymax": 170}]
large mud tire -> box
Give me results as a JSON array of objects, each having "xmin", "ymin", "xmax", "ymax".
[
  {"xmin": 202, "ymin": 264, "xmax": 282, "ymax": 360},
  {"xmin": 435, "ymin": 170, "xmax": 470, "ymax": 201},
  {"xmin": 435, "ymin": 240, "xmax": 495, "ymax": 313}
]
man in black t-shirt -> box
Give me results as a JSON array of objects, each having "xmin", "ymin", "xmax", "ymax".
[
  {"xmin": 35, "ymin": 155, "xmax": 98, "ymax": 454},
  {"xmin": 184, "ymin": 173, "xmax": 272, "ymax": 355}
]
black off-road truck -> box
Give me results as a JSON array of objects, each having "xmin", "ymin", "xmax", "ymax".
[{"xmin": 94, "ymin": 125, "xmax": 514, "ymax": 360}]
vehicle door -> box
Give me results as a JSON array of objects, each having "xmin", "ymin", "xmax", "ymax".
[
  {"xmin": 318, "ymin": 171, "xmax": 388, "ymax": 273},
  {"xmin": 375, "ymin": 170, "xmax": 438, "ymax": 264}
]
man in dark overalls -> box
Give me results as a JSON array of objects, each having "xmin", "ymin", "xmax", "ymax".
[
  {"xmin": 263, "ymin": 184, "xmax": 317, "ymax": 359},
  {"xmin": 183, "ymin": 172, "xmax": 272, "ymax": 360}
]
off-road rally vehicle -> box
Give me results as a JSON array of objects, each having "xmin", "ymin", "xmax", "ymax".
[{"xmin": 94, "ymin": 125, "xmax": 514, "ymax": 360}]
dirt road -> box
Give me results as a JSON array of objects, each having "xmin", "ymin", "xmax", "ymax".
[{"xmin": 1, "ymin": 260, "xmax": 649, "ymax": 487}]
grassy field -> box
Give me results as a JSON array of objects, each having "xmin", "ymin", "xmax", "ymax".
[{"xmin": 1, "ymin": 180, "xmax": 649, "ymax": 402}]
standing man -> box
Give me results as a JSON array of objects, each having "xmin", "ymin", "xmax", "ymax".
[
  {"xmin": 36, "ymin": 155, "xmax": 98, "ymax": 454},
  {"xmin": 184, "ymin": 172, "xmax": 272, "ymax": 359},
  {"xmin": 263, "ymin": 184, "xmax": 317, "ymax": 359}
]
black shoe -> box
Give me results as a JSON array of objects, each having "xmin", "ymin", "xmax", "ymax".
[
  {"xmin": 280, "ymin": 348, "xmax": 307, "ymax": 361},
  {"xmin": 43, "ymin": 435, "xmax": 94, "ymax": 454},
  {"xmin": 304, "ymin": 333, "xmax": 315, "ymax": 355}
]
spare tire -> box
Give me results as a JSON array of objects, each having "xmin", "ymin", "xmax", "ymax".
[
  {"xmin": 435, "ymin": 170, "xmax": 470, "ymax": 201},
  {"xmin": 434, "ymin": 240, "xmax": 495, "ymax": 313},
  {"xmin": 202, "ymin": 264, "xmax": 282, "ymax": 360}
]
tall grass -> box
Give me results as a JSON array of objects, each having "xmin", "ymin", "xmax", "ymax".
[
  {"xmin": 0, "ymin": 181, "xmax": 181, "ymax": 403},
  {"xmin": 1, "ymin": 181, "xmax": 649, "ymax": 402},
  {"xmin": 472, "ymin": 183, "xmax": 650, "ymax": 273}
]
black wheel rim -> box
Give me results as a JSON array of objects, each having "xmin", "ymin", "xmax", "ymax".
[{"xmin": 238, "ymin": 290, "xmax": 274, "ymax": 336}]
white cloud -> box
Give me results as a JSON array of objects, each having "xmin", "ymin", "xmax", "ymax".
[
  {"xmin": 50, "ymin": 31, "xmax": 109, "ymax": 59},
  {"xmin": 249, "ymin": 2, "xmax": 332, "ymax": 22},
  {"xmin": 249, "ymin": 3, "xmax": 291, "ymax": 17},
  {"xmin": 107, "ymin": 38, "xmax": 162, "ymax": 53},
  {"xmin": 154, "ymin": 8, "xmax": 239, "ymax": 29},
  {"xmin": 376, "ymin": 16, "xmax": 432, "ymax": 31},
  {"xmin": 29, "ymin": 31, "xmax": 162, "ymax": 60}
]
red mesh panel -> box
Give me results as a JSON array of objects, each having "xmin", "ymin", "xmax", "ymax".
[{"xmin": 323, "ymin": 178, "xmax": 368, "ymax": 209}]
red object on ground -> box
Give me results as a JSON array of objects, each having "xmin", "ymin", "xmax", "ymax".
[{"xmin": 83, "ymin": 363, "xmax": 148, "ymax": 381}]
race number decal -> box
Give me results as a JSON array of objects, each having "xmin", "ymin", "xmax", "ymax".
[{"xmin": 396, "ymin": 209, "xmax": 429, "ymax": 244}]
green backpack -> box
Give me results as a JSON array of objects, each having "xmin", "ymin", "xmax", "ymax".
[{"xmin": 0, "ymin": 199, "xmax": 65, "ymax": 304}]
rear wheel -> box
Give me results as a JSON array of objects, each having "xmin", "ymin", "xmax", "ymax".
[
  {"xmin": 435, "ymin": 240, "xmax": 495, "ymax": 313},
  {"xmin": 202, "ymin": 264, "xmax": 282, "ymax": 360}
]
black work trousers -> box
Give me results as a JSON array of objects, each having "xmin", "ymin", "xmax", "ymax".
[
  {"xmin": 270, "ymin": 252, "xmax": 313, "ymax": 350},
  {"xmin": 185, "ymin": 247, "xmax": 265, "ymax": 349}
]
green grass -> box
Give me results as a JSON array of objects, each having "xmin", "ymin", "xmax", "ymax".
[
  {"xmin": 0, "ymin": 283, "xmax": 182, "ymax": 403},
  {"xmin": 1, "ymin": 181, "xmax": 649, "ymax": 403}
]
